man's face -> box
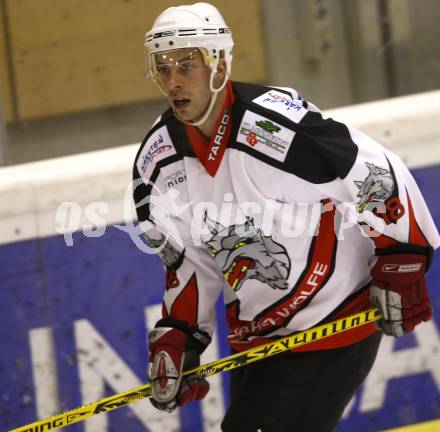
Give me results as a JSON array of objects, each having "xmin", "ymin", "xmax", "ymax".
[{"xmin": 153, "ymin": 48, "xmax": 212, "ymax": 123}]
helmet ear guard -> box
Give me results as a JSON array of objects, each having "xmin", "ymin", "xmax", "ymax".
[{"xmin": 144, "ymin": 3, "xmax": 234, "ymax": 125}]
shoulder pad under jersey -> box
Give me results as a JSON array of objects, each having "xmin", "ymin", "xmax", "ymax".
[{"xmin": 232, "ymin": 81, "xmax": 310, "ymax": 124}]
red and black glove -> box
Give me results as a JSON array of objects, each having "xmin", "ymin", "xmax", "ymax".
[
  {"xmin": 370, "ymin": 243, "xmax": 433, "ymax": 337},
  {"xmin": 147, "ymin": 318, "xmax": 211, "ymax": 412}
]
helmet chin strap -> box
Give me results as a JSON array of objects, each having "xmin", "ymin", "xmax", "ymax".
[
  {"xmin": 172, "ymin": 67, "xmax": 228, "ymax": 127},
  {"xmin": 175, "ymin": 90, "xmax": 219, "ymax": 127}
]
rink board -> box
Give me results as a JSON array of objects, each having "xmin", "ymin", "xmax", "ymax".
[{"xmin": 0, "ymin": 164, "xmax": 439, "ymax": 432}]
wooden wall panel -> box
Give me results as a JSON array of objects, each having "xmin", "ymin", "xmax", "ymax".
[
  {"xmin": 218, "ymin": 0, "xmax": 266, "ymax": 84},
  {"xmin": 6, "ymin": 0, "xmax": 266, "ymax": 120},
  {"xmin": 0, "ymin": 1, "xmax": 13, "ymax": 122}
]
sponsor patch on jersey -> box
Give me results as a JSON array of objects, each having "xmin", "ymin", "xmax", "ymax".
[
  {"xmin": 162, "ymin": 167, "xmax": 187, "ymax": 189},
  {"xmin": 137, "ymin": 126, "xmax": 176, "ymax": 179},
  {"xmin": 236, "ymin": 111, "xmax": 295, "ymax": 162},
  {"xmin": 252, "ymin": 89, "xmax": 307, "ymax": 123}
]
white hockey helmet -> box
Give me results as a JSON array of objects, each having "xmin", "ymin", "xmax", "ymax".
[{"xmin": 144, "ymin": 3, "xmax": 234, "ymax": 124}]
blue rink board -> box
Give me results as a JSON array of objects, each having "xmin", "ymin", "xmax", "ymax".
[{"xmin": 1, "ymin": 165, "xmax": 439, "ymax": 431}]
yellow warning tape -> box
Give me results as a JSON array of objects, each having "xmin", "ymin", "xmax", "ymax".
[{"xmin": 9, "ymin": 308, "xmax": 381, "ymax": 431}]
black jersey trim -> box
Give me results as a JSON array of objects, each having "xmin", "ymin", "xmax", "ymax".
[
  {"xmin": 133, "ymin": 153, "xmax": 187, "ymax": 223},
  {"xmin": 133, "ymin": 109, "xmax": 195, "ymax": 172},
  {"xmin": 232, "ymin": 81, "xmax": 294, "ymax": 102},
  {"xmin": 133, "ymin": 111, "xmax": 197, "ymax": 223},
  {"xmin": 230, "ymin": 82, "xmax": 358, "ymax": 184}
]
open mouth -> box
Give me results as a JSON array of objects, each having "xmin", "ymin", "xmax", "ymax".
[
  {"xmin": 173, "ymin": 98, "xmax": 190, "ymax": 110},
  {"xmin": 224, "ymin": 257, "xmax": 256, "ymax": 290}
]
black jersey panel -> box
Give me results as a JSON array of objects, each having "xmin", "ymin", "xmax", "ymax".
[
  {"xmin": 232, "ymin": 81, "xmax": 294, "ymax": 102},
  {"xmin": 229, "ymin": 96, "xmax": 335, "ymax": 183},
  {"xmin": 133, "ymin": 163, "xmax": 156, "ymax": 223},
  {"xmin": 296, "ymin": 111, "xmax": 359, "ymax": 180},
  {"xmin": 135, "ymin": 108, "xmax": 195, "ymax": 163},
  {"xmin": 165, "ymin": 116, "xmax": 196, "ymax": 158},
  {"xmin": 229, "ymin": 83, "xmax": 358, "ymax": 184},
  {"xmin": 133, "ymin": 110, "xmax": 195, "ymax": 223},
  {"xmin": 133, "ymin": 153, "xmax": 184, "ymax": 223}
]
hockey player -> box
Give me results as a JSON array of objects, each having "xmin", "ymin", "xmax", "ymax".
[{"xmin": 133, "ymin": 3, "xmax": 440, "ymax": 431}]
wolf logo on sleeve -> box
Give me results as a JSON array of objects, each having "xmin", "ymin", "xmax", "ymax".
[
  {"xmin": 355, "ymin": 162, "xmax": 394, "ymax": 213},
  {"xmin": 354, "ymin": 160, "xmax": 406, "ymax": 225}
]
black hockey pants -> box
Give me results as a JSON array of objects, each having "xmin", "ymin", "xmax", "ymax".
[{"xmin": 221, "ymin": 331, "xmax": 382, "ymax": 432}]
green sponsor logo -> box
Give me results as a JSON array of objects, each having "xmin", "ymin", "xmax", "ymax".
[
  {"xmin": 255, "ymin": 120, "xmax": 281, "ymax": 134},
  {"xmin": 240, "ymin": 120, "xmax": 288, "ymax": 153}
]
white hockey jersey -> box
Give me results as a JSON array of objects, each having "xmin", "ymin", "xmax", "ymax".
[{"xmin": 133, "ymin": 81, "xmax": 440, "ymax": 352}]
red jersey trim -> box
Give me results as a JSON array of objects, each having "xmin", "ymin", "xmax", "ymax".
[
  {"xmin": 228, "ymin": 287, "xmax": 377, "ymax": 352},
  {"xmin": 406, "ymin": 189, "xmax": 429, "ymax": 246},
  {"xmin": 185, "ymin": 80, "xmax": 235, "ymax": 177},
  {"xmin": 359, "ymin": 222, "xmax": 399, "ymax": 249},
  {"xmin": 249, "ymin": 200, "xmax": 337, "ymax": 338},
  {"xmin": 168, "ymin": 273, "xmax": 199, "ymax": 327}
]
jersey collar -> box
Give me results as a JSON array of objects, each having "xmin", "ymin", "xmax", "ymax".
[{"xmin": 185, "ymin": 80, "xmax": 235, "ymax": 177}]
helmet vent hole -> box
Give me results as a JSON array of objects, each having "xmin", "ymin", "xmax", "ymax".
[
  {"xmin": 155, "ymin": 43, "xmax": 159, "ymax": 48},
  {"xmin": 178, "ymin": 29, "xmax": 197, "ymax": 36},
  {"xmin": 205, "ymin": 17, "xmax": 209, "ymax": 22},
  {"xmin": 169, "ymin": 41, "xmax": 174, "ymax": 46}
]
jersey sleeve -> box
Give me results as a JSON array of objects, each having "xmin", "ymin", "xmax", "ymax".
[
  {"xmin": 245, "ymin": 86, "xmax": 439, "ymax": 252},
  {"xmin": 313, "ymin": 120, "xmax": 440, "ymax": 251},
  {"xmin": 133, "ymin": 127, "xmax": 225, "ymax": 337}
]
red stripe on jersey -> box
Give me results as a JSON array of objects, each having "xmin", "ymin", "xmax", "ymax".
[
  {"xmin": 169, "ymin": 273, "xmax": 199, "ymax": 327},
  {"xmin": 360, "ymin": 188, "xmax": 429, "ymax": 249},
  {"xmin": 228, "ymin": 288, "xmax": 377, "ymax": 352},
  {"xmin": 406, "ymin": 189, "xmax": 429, "ymax": 246},
  {"xmin": 229, "ymin": 199, "xmax": 338, "ymax": 342},
  {"xmin": 185, "ymin": 80, "xmax": 235, "ymax": 177},
  {"xmin": 226, "ymin": 300, "xmax": 240, "ymax": 320},
  {"xmin": 358, "ymin": 222, "xmax": 399, "ymax": 249},
  {"xmin": 162, "ymin": 302, "xmax": 169, "ymax": 319},
  {"xmin": 166, "ymin": 268, "xmax": 180, "ymax": 289}
]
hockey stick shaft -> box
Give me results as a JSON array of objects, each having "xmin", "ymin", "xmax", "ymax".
[{"xmin": 10, "ymin": 308, "xmax": 381, "ymax": 432}]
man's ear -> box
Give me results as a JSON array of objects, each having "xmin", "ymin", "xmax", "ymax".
[{"xmin": 213, "ymin": 58, "xmax": 227, "ymax": 89}]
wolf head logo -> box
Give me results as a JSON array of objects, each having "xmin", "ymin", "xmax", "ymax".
[
  {"xmin": 354, "ymin": 162, "xmax": 394, "ymax": 213},
  {"xmin": 203, "ymin": 213, "xmax": 290, "ymax": 292}
]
